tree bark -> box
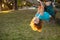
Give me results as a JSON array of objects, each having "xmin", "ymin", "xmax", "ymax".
[
  {"xmin": 13, "ymin": 0, "xmax": 18, "ymax": 10},
  {"xmin": 0, "ymin": 0, "xmax": 2, "ymax": 11}
]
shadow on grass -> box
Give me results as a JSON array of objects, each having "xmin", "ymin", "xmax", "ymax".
[{"xmin": 55, "ymin": 18, "xmax": 60, "ymax": 26}]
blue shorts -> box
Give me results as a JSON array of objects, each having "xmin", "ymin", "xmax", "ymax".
[{"xmin": 35, "ymin": 12, "xmax": 51, "ymax": 21}]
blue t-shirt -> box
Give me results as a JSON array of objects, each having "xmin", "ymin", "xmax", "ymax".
[{"xmin": 35, "ymin": 12, "xmax": 51, "ymax": 21}]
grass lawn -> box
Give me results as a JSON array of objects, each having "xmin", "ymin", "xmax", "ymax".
[{"xmin": 0, "ymin": 9, "xmax": 60, "ymax": 40}]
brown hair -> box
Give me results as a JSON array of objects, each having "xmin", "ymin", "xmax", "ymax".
[{"xmin": 34, "ymin": 20, "xmax": 42, "ymax": 30}]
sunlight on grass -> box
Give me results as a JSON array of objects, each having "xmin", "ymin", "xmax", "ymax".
[{"xmin": 0, "ymin": 10, "xmax": 13, "ymax": 14}]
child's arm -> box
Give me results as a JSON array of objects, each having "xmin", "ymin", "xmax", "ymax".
[{"xmin": 37, "ymin": 1, "xmax": 44, "ymax": 15}]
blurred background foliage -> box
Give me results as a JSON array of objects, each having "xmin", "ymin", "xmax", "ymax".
[{"xmin": 0, "ymin": 0, "xmax": 60, "ymax": 11}]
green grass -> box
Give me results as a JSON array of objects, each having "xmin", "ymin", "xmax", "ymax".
[{"xmin": 0, "ymin": 10, "xmax": 60, "ymax": 40}]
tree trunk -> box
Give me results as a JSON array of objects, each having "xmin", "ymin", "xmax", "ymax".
[
  {"xmin": 0, "ymin": 0, "xmax": 2, "ymax": 11},
  {"xmin": 13, "ymin": 0, "xmax": 18, "ymax": 10}
]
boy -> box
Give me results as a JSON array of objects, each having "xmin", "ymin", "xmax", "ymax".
[{"xmin": 30, "ymin": 1, "xmax": 51, "ymax": 32}]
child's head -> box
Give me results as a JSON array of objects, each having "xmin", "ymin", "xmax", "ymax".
[
  {"xmin": 34, "ymin": 19, "xmax": 42, "ymax": 32},
  {"xmin": 34, "ymin": 17, "xmax": 39, "ymax": 24},
  {"xmin": 30, "ymin": 17, "xmax": 42, "ymax": 32}
]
